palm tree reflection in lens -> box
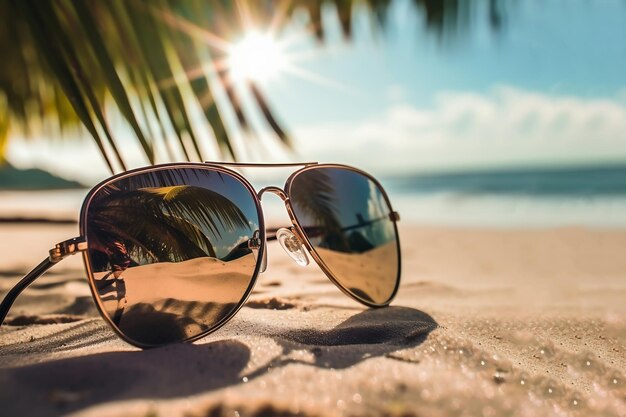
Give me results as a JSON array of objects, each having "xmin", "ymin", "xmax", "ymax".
[
  {"xmin": 86, "ymin": 169, "xmax": 260, "ymax": 346},
  {"xmin": 289, "ymin": 168, "xmax": 400, "ymax": 305}
]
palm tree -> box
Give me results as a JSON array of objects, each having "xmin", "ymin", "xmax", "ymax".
[
  {"xmin": 87, "ymin": 172, "xmax": 252, "ymax": 271},
  {"xmin": 0, "ymin": 1, "xmax": 508, "ymax": 171}
]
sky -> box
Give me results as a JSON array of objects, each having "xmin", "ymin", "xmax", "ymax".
[{"xmin": 7, "ymin": 0, "xmax": 626, "ymax": 184}]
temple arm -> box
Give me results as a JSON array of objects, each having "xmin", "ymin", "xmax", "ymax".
[
  {"xmin": 0, "ymin": 237, "xmax": 86, "ymax": 325},
  {"xmin": 0, "ymin": 258, "xmax": 55, "ymax": 324}
]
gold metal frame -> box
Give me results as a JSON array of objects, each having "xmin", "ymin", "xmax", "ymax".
[
  {"xmin": 78, "ymin": 163, "xmax": 267, "ymax": 349},
  {"xmin": 0, "ymin": 161, "xmax": 401, "ymax": 349}
]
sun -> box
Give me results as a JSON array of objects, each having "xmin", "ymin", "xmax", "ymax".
[{"xmin": 228, "ymin": 31, "xmax": 286, "ymax": 82}]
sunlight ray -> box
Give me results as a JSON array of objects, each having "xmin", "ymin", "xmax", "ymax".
[
  {"xmin": 235, "ymin": 0, "xmax": 254, "ymax": 32},
  {"xmin": 156, "ymin": 63, "xmax": 210, "ymax": 91},
  {"xmin": 151, "ymin": 4, "xmax": 364, "ymax": 108},
  {"xmin": 268, "ymin": 0, "xmax": 293, "ymax": 36},
  {"xmin": 150, "ymin": 6, "xmax": 232, "ymax": 54}
]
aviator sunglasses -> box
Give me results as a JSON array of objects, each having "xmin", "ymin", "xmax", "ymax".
[{"xmin": 0, "ymin": 162, "xmax": 401, "ymax": 348}]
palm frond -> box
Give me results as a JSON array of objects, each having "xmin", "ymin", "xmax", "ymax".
[
  {"xmin": 291, "ymin": 169, "xmax": 342, "ymax": 233},
  {"xmin": 72, "ymin": 0, "xmax": 155, "ymax": 164},
  {"xmin": 139, "ymin": 185, "xmax": 251, "ymax": 236},
  {"xmin": 1, "ymin": 0, "xmax": 510, "ymax": 170},
  {"xmin": 90, "ymin": 205, "xmax": 216, "ymax": 263},
  {"xmin": 88, "ymin": 183, "xmax": 251, "ymax": 268}
]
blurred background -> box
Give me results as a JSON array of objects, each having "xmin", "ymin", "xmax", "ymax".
[{"xmin": 1, "ymin": 0, "xmax": 626, "ymax": 229}]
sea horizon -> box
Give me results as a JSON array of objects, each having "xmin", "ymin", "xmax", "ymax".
[{"xmin": 2, "ymin": 163, "xmax": 626, "ymax": 229}]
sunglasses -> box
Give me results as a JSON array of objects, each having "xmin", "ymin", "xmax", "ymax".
[{"xmin": 0, "ymin": 162, "xmax": 401, "ymax": 348}]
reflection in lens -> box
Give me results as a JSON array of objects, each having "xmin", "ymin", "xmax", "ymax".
[
  {"xmin": 289, "ymin": 167, "xmax": 400, "ymax": 305},
  {"xmin": 84, "ymin": 168, "xmax": 261, "ymax": 346}
]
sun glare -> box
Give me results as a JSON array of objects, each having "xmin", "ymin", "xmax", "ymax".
[{"xmin": 228, "ymin": 31, "xmax": 286, "ymax": 82}]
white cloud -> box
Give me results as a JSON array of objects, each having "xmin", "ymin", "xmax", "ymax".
[
  {"xmin": 8, "ymin": 86, "xmax": 626, "ymax": 182},
  {"xmin": 293, "ymin": 86, "xmax": 626, "ymax": 174}
]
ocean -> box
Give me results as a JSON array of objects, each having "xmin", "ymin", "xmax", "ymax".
[
  {"xmin": 384, "ymin": 165, "xmax": 626, "ymax": 228},
  {"xmin": 1, "ymin": 165, "xmax": 626, "ymax": 228}
]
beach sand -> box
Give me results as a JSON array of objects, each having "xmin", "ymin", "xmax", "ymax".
[{"xmin": 0, "ymin": 223, "xmax": 625, "ymax": 416}]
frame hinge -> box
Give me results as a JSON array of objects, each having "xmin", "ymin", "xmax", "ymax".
[
  {"xmin": 248, "ymin": 230, "xmax": 262, "ymax": 250},
  {"xmin": 49, "ymin": 237, "xmax": 88, "ymax": 263},
  {"xmin": 248, "ymin": 237, "xmax": 262, "ymax": 250},
  {"xmin": 389, "ymin": 211, "xmax": 401, "ymax": 222}
]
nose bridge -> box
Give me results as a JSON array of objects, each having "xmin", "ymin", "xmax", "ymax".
[{"xmin": 257, "ymin": 186, "xmax": 288, "ymax": 202}]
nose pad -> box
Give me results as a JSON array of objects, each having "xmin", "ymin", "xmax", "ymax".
[
  {"xmin": 260, "ymin": 243, "xmax": 268, "ymax": 272},
  {"xmin": 276, "ymin": 228, "xmax": 309, "ymax": 266}
]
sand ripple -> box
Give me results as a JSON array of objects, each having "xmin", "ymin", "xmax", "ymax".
[{"xmin": 1, "ymin": 225, "xmax": 626, "ymax": 416}]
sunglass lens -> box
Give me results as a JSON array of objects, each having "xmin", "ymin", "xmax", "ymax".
[
  {"xmin": 83, "ymin": 168, "xmax": 262, "ymax": 347},
  {"xmin": 288, "ymin": 167, "xmax": 400, "ymax": 305}
]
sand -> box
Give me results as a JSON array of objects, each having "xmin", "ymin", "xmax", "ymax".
[{"xmin": 0, "ymin": 223, "xmax": 625, "ymax": 417}]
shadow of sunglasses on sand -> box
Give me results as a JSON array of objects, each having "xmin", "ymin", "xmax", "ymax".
[
  {"xmin": 246, "ymin": 306, "xmax": 438, "ymax": 374},
  {"xmin": 0, "ymin": 307, "xmax": 436, "ymax": 417}
]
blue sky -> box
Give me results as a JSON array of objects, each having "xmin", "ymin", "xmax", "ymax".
[
  {"xmin": 271, "ymin": 0, "xmax": 626, "ymax": 121},
  {"xmin": 7, "ymin": 0, "xmax": 626, "ymax": 183}
]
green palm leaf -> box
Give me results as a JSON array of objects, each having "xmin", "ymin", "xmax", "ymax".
[
  {"xmin": 88, "ymin": 184, "xmax": 251, "ymax": 267},
  {"xmin": 0, "ymin": 1, "xmax": 509, "ymax": 170}
]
